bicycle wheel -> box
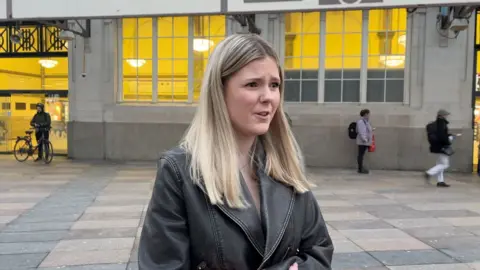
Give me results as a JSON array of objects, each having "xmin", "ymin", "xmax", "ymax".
[
  {"xmin": 42, "ymin": 140, "xmax": 54, "ymax": 164},
  {"xmin": 13, "ymin": 139, "xmax": 30, "ymax": 162}
]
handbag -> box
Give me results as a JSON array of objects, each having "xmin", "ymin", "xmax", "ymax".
[{"xmin": 368, "ymin": 135, "xmax": 376, "ymax": 152}]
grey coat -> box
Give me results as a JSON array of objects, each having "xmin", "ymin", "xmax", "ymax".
[{"xmin": 356, "ymin": 118, "xmax": 373, "ymax": 146}]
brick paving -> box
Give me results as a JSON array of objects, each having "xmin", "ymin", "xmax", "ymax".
[{"xmin": 0, "ymin": 157, "xmax": 480, "ymax": 269}]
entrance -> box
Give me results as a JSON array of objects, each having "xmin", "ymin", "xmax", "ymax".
[
  {"xmin": 474, "ymin": 11, "xmax": 480, "ymax": 172},
  {"xmin": 0, "ymin": 22, "xmax": 68, "ymax": 155},
  {"xmin": 0, "ymin": 91, "xmax": 68, "ymax": 155}
]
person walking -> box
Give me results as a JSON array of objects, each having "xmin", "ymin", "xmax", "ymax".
[
  {"xmin": 425, "ymin": 109, "xmax": 458, "ymax": 187},
  {"xmin": 356, "ymin": 109, "xmax": 373, "ymax": 174}
]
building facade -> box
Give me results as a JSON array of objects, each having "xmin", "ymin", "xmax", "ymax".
[{"xmin": 61, "ymin": 8, "xmax": 475, "ymax": 171}]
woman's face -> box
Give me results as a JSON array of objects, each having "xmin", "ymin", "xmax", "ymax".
[{"xmin": 224, "ymin": 57, "xmax": 281, "ymax": 139}]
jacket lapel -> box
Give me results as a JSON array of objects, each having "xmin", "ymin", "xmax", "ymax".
[
  {"xmin": 254, "ymin": 141, "xmax": 296, "ymax": 260},
  {"xmin": 257, "ymin": 167, "xmax": 295, "ymax": 261},
  {"xmin": 197, "ymin": 177, "xmax": 266, "ymax": 257}
]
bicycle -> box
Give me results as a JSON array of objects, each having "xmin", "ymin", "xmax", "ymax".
[{"xmin": 13, "ymin": 128, "xmax": 54, "ymax": 164}]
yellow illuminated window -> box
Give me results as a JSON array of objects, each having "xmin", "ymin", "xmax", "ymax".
[
  {"xmin": 43, "ymin": 58, "xmax": 69, "ymax": 90},
  {"xmin": 324, "ymin": 10, "xmax": 362, "ymax": 102},
  {"xmin": 476, "ymin": 11, "xmax": 480, "ymax": 45},
  {"xmin": 0, "ymin": 58, "xmax": 68, "ymax": 91},
  {"xmin": 284, "ymin": 12, "xmax": 320, "ymax": 102},
  {"xmin": 120, "ymin": 16, "xmax": 225, "ymax": 103},
  {"xmin": 158, "ymin": 16, "xmax": 189, "ymax": 102},
  {"xmin": 122, "ymin": 18, "xmax": 153, "ymax": 101},
  {"xmin": 367, "ymin": 9, "xmax": 407, "ymax": 102},
  {"xmin": 192, "ymin": 15, "xmax": 226, "ymax": 101}
]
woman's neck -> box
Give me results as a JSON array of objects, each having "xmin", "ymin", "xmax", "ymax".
[{"xmin": 237, "ymin": 135, "xmax": 256, "ymax": 169}]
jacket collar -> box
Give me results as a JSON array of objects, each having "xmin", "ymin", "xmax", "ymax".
[
  {"xmin": 437, "ymin": 117, "xmax": 449, "ymax": 124},
  {"xmin": 197, "ymin": 140, "xmax": 296, "ymax": 259}
]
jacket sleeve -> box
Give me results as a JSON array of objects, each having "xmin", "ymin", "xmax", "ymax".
[
  {"xmin": 357, "ymin": 120, "xmax": 368, "ymax": 143},
  {"xmin": 138, "ymin": 157, "xmax": 190, "ymax": 270},
  {"xmin": 45, "ymin": 113, "xmax": 51, "ymax": 128},
  {"xmin": 265, "ymin": 191, "xmax": 334, "ymax": 270},
  {"xmin": 30, "ymin": 115, "xmax": 36, "ymax": 127}
]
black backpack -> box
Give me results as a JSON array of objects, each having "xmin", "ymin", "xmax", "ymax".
[
  {"xmin": 348, "ymin": 122, "xmax": 357, "ymax": 139},
  {"xmin": 426, "ymin": 121, "xmax": 437, "ymax": 144}
]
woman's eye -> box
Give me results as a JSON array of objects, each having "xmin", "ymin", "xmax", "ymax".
[
  {"xmin": 246, "ymin": 82, "xmax": 258, "ymax": 88},
  {"xmin": 271, "ymin": 82, "xmax": 280, "ymax": 88}
]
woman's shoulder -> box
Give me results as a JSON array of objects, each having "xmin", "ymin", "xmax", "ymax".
[
  {"xmin": 155, "ymin": 146, "xmax": 194, "ymax": 187},
  {"xmin": 158, "ymin": 146, "xmax": 191, "ymax": 168}
]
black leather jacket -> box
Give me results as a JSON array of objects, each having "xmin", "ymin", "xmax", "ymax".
[{"xmin": 138, "ymin": 147, "xmax": 334, "ymax": 270}]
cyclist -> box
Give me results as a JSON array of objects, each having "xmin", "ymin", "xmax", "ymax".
[{"xmin": 30, "ymin": 103, "xmax": 51, "ymax": 161}]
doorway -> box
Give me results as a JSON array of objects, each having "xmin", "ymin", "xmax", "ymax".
[
  {"xmin": 473, "ymin": 10, "xmax": 480, "ymax": 172},
  {"xmin": 0, "ymin": 91, "xmax": 68, "ymax": 155}
]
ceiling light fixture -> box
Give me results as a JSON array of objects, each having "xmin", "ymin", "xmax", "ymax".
[
  {"xmin": 193, "ymin": 38, "xmax": 214, "ymax": 52},
  {"xmin": 38, "ymin": 59, "xmax": 58, "ymax": 69},
  {"xmin": 126, "ymin": 59, "xmax": 146, "ymax": 68},
  {"xmin": 379, "ymin": 55, "xmax": 405, "ymax": 68}
]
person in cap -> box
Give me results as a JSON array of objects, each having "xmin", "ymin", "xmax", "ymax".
[{"xmin": 424, "ymin": 109, "xmax": 456, "ymax": 187}]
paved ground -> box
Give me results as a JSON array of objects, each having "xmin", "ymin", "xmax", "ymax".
[{"xmin": 1, "ymin": 157, "xmax": 480, "ymax": 269}]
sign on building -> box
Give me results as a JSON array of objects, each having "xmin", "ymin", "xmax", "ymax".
[
  {"xmin": 230, "ymin": 0, "xmax": 476, "ymax": 12},
  {"xmin": 0, "ymin": 0, "xmax": 6, "ymax": 19},
  {"xmin": 6, "ymin": 0, "xmax": 479, "ymax": 19},
  {"xmin": 10, "ymin": 0, "xmax": 221, "ymax": 19}
]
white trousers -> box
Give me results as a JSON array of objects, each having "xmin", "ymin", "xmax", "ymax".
[{"xmin": 426, "ymin": 154, "xmax": 450, "ymax": 183}]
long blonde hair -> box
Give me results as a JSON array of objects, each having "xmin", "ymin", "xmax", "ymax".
[{"xmin": 181, "ymin": 34, "xmax": 312, "ymax": 208}]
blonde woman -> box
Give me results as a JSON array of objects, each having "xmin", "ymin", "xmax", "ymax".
[{"xmin": 139, "ymin": 34, "xmax": 333, "ymax": 270}]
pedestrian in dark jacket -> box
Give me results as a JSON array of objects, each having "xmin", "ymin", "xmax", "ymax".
[
  {"xmin": 30, "ymin": 103, "xmax": 51, "ymax": 161},
  {"xmin": 425, "ymin": 109, "xmax": 455, "ymax": 187}
]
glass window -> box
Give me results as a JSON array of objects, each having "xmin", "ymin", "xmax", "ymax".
[
  {"xmin": 284, "ymin": 12, "xmax": 320, "ymax": 102},
  {"xmin": 119, "ymin": 16, "xmax": 225, "ymax": 103},
  {"xmin": 0, "ymin": 58, "xmax": 68, "ymax": 90},
  {"xmin": 122, "ymin": 18, "xmax": 153, "ymax": 101},
  {"xmin": 324, "ymin": 10, "xmax": 362, "ymax": 102},
  {"xmin": 43, "ymin": 57, "xmax": 69, "ymax": 90},
  {"xmin": 193, "ymin": 15, "xmax": 226, "ymax": 101},
  {"xmin": 476, "ymin": 11, "xmax": 480, "ymax": 45},
  {"xmin": 367, "ymin": 9, "xmax": 407, "ymax": 103},
  {"xmin": 157, "ymin": 16, "xmax": 189, "ymax": 102}
]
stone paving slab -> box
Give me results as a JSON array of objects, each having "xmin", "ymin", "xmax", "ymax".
[{"xmin": 1, "ymin": 158, "xmax": 480, "ymax": 269}]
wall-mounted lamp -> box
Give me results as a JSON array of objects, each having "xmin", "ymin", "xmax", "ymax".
[
  {"xmin": 193, "ymin": 38, "xmax": 214, "ymax": 52},
  {"xmin": 38, "ymin": 59, "xmax": 58, "ymax": 69},
  {"xmin": 126, "ymin": 59, "xmax": 146, "ymax": 68}
]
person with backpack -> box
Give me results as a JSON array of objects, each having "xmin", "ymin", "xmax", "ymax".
[
  {"xmin": 348, "ymin": 109, "xmax": 373, "ymax": 174},
  {"xmin": 424, "ymin": 109, "xmax": 460, "ymax": 187}
]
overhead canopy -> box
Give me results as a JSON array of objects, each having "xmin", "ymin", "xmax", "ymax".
[{"xmin": 0, "ymin": 0, "xmax": 477, "ymax": 20}]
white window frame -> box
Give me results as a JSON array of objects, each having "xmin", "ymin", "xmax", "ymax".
[
  {"xmin": 278, "ymin": 9, "xmax": 409, "ymax": 104},
  {"xmin": 116, "ymin": 16, "xmax": 228, "ymax": 104}
]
